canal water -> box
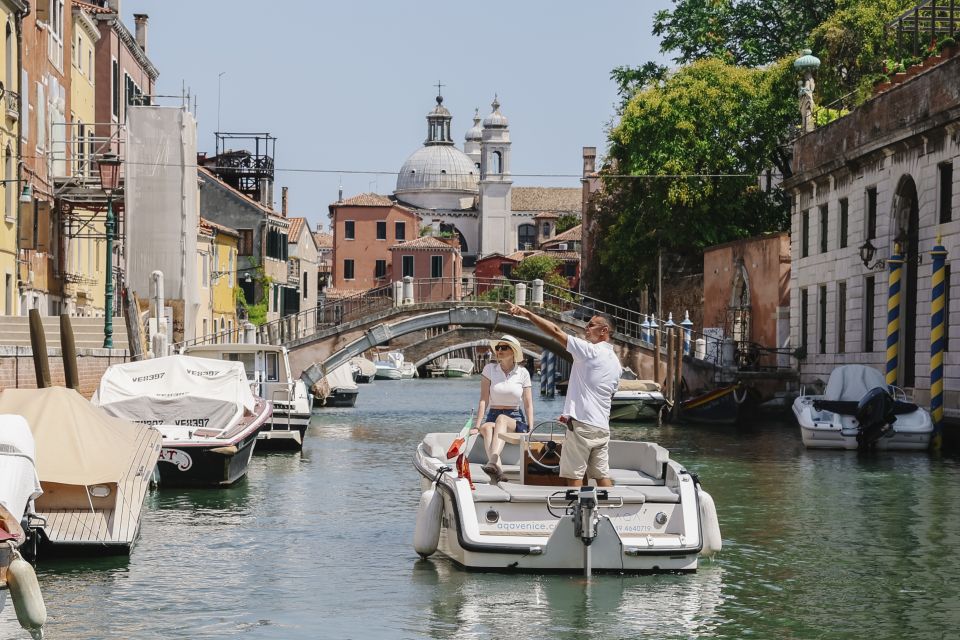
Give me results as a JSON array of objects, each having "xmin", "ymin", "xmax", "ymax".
[{"xmin": 3, "ymin": 378, "xmax": 959, "ymax": 639}]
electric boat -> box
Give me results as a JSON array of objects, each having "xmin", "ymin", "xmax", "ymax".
[
  {"xmin": 610, "ymin": 379, "xmax": 667, "ymax": 423},
  {"xmin": 93, "ymin": 355, "xmax": 271, "ymax": 487},
  {"xmin": 413, "ymin": 421, "xmax": 722, "ymax": 574},
  {"xmin": 792, "ymin": 364, "xmax": 933, "ymax": 450},
  {"xmin": 184, "ymin": 343, "xmax": 311, "ymax": 449}
]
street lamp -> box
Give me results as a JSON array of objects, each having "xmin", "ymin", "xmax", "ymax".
[
  {"xmin": 98, "ymin": 152, "xmax": 121, "ymax": 348},
  {"xmin": 858, "ymin": 239, "xmax": 885, "ymax": 271}
]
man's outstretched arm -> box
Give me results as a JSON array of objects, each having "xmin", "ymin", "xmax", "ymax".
[{"xmin": 506, "ymin": 302, "xmax": 568, "ymax": 348}]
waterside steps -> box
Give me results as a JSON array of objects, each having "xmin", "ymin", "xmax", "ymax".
[{"xmin": 0, "ymin": 316, "xmax": 128, "ymax": 350}]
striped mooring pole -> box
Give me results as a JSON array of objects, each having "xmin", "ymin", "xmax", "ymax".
[
  {"xmin": 540, "ymin": 350, "xmax": 556, "ymax": 398},
  {"xmin": 885, "ymin": 250, "xmax": 904, "ymax": 387},
  {"xmin": 930, "ymin": 239, "xmax": 947, "ymax": 449}
]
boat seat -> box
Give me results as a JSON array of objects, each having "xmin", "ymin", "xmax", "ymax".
[
  {"xmin": 470, "ymin": 483, "xmax": 511, "ymax": 502},
  {"xmin": 607, "ymin": 468, "xmax": 660, "ymax": 486},
  {"xmin": 608, "ymin": 441, "xmax": 669, "ymax": 481},
  {"xmin": 496, "ymin": 484, "xmax": 676, "ymax": 504},
  {"xmin": 469, "ymin": 463, "xmax": 522, "ymax": 484}
]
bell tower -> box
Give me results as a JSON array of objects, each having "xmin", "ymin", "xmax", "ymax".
[{"xmin": 478, "ymin": 96, "xmax": 513, "ymax": 257}]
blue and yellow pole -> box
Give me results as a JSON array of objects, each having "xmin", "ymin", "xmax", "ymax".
[
  {"xmin": 930, "ymin": 239, "xmax": 947, "ymax": 450},
  {"xmin": 885, "ymin": 250, "xmax": 903, "ymax": 387}
]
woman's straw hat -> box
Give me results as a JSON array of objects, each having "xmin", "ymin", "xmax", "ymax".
[{"xmin": 489, "ymin": 334, "xmax": 523, "ymax": 362}]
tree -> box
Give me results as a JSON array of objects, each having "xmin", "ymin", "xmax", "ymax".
[
  {"xmin": 595, "ymin": 58, "xmax": 795, "ymax": 299},
  {"xmin": 555, "ymin": 214, "xmax": 580, "ymax": 234}
]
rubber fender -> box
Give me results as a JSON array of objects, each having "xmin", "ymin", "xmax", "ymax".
[
  {"xmin": 7, "ymin": 551, "xmax": 46, "ymax": 631},
  {"xmin": 209, "ymin": 445, "xmax": 239, "ymax": 456},
  {"xmin": 697, "ymin": 487, "xmax": 723, "ymax": 556},
  {"xmin": 413, "ymin": 487, "xmax": 443, "ymax": 558}
]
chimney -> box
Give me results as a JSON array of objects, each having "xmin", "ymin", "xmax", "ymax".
[
  {"xmin": 133, "ymin": 14, "xmax": 148, "ymax": 53},
  {"xmin": 281, "ymin": 186, "xmax": 288, "ymax": 217},
  {"xmin": 107, "ymin": 0, "xmax": 122, "ymax": 17},
  {"xmin": 582, "ymin": 147, "xmax": 597, "ymax": 177}
]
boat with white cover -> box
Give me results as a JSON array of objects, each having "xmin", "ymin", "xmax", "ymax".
[
  {"xmin": 611, "ymin": 379, "xmax": 667, "ymax": 423},
  {"xmin": 350, "ymin": 357, "xmax": 377, "ymax": 383},
  {"xmin": 94, "ymin": 355, "xmax": 271, "ymax": 486},
  {"xmin": 0, "ymin": 387, "xmax": 163, "ymax": 557},
  {"xmin": 792, "ymin": 364, "xmax": 933, "ymax": 450},
  {"xmin": 413, "ymin": 422, "xmax": 722, "ymax": 574},
  {"xmin": 312, "ymin": 362, "xmax": 359, "ymax": 408},
  {"xmin": 184, "ymin": 343, "xmax": 311, "ymax": 448},
  {"xmin": 441, "ymin": 357, "xmax": 474, "ymax": 378}
]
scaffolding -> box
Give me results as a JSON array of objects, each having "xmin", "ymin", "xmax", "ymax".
[
  {"xmin": 886, "ymin": 0, "xmax": 960, "ymax": 56},
  {"xmin": 204, "ymin": 132, "xmax": 277, "ymax": 204}
]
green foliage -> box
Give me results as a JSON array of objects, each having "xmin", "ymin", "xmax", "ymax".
[
  {"xmin": 475, "ymin": 282, "xmax": 514, "ymax": 303},
  {"xmin": 939, "ymin": 37, "xmax": 957, "ymax": 51},
  {"xmin": 513, "ymin": 254, "xmax": 561, "ymax": 282},
  {"xmin": 235, "ymin": 259, "xmax": 273, "ymax": 327},
  {"xmin": 814, "ymin": 106, "xmax": 848, "ymax": 126},
  {"xmin": 555, "ymin": 214, "xmax": 579, "ymax": 234}
]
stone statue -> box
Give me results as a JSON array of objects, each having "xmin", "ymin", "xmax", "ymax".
[{"xmin": 798, "ymin": 72, "xmax": 815, "ymax": 132}]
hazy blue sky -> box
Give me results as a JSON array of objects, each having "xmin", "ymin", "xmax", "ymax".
[{"xmin": 128, "ymin": 0, "xmax": 673, "ymax": 231}]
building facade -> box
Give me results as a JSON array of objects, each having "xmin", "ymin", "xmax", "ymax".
[
  {"xmin": 782, "ymin": 53, "xmax": 959, "ymax": 415},
  {"xmin": 388, "ymin": 236, "xmax": 462, "ymax": 301},
  {"xmin": 285, "ymin": 216, "xmax": 318, "ymax": 330},
  {"xmin": 0, "ymin": 0, "xmax": 24, "ymax": 316}
]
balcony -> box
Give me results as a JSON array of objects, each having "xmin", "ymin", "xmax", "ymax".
[{"xmin": 4, "ymin": 91, "xmax": 18, "ymax": 121}]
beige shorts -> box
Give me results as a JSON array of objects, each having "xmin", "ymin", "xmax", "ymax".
[{"xmin": 559, "ymin": 419, "xmax": 610, "ymax": 480}]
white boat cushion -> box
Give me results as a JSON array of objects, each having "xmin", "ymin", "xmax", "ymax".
[
  {"xmin": 471, "ymin": 483, "xmax": 511, "ymax": 502},
  {"xmin": 609, "ymin": 442, "xmax": 669, "ymax": 480},
  {"xmin": 606, "ymin": 468, "xmax": 659, "ymax": 486},
  {"xmin": 824, "ymin": 365, "xmax": 886, "ymax": 401}
]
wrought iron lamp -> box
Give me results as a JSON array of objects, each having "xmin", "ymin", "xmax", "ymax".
[
  {"xmin": 18, "ymin": 183, "xmax": 31, "ymax": 203},
  {"xmin": 98, "ymin": 152, "xmax": 121, "ymax": 348},
  {"xmin": 858, "ymin": 239, "xmax": 885, "ymax": 271}
]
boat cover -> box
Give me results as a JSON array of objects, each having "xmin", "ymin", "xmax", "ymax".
[
  {"xmin": 325, "ymin": 362, "xmax": 358, "ymax": 392},
  {"xmin": 619, "ymin": 379, "xmax": 661, "ymax": 392},
  {"xmin": 350, "ymin": 357, "xmax": 377, "ymax": 378},
  {"xmin": 0, "ymin": 387, "xmax": 158, "ymax": 486},
  {"xmin": 0, "ymin": 414, "xmax": 42, "ymax": 520},
  {"xmin": 823, "ymin": 365, "xmax": 886, "ymax": 402},
  {"xmin": 93, "ymin": 355, "xmax": 256, "ymax": 431}
]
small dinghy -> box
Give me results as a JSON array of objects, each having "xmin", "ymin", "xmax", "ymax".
[
  {"xmin": 610, "ymin": 379, "xmax": 667, "ymax": 423},
  {"xmin": 792, "ymin": 364, "xmax": 933, "ymax": 450},
  {"xmin": 413, "ymin": 421, "xmax": 722, "ymax": 574}
]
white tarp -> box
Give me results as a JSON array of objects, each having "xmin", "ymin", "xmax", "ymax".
[
  {"xmin": 0, "ymin": 414, "xmax": 42, "ymax": 521},
  {"xmin": 824, "ymin": 365, "xmax": 886, "ymax": 402},
  {"xmin": 93, "ymin": 355, "xmax": 256, "ymax": 431},
  {"xmin": 325, "ymin": 362, "xmax": 358, "ymax": 392},
  {"xmin": 125, "ymin": 106, "xmax": 199, "ymax": 339}
]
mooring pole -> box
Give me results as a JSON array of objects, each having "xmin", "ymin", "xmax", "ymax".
[
  {"xmin": 930, "ymin": 238, "xmax": 947, "ymax": 450},
  {"xmin": 885, "ymin": 250, "xmax": 904, "ymax": 386}
]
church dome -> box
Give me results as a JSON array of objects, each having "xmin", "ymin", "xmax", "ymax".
[
  {"xmin": 465, "ymin": 109, "xmax": 483, "ymax": 142},
  {"xmin": 482, "ymin": 96, "xmax": 508, "ymax": 128},
  {"xmin": 396, "ymin": 145, "xmax": 479, "ymax": 193}
]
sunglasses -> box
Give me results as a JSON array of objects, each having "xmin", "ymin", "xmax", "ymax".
[{"xmin": 494, "ymin": 345, "xmax": 512, "ymax": 351}]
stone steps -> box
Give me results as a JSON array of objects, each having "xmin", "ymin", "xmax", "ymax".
[{"xmin": 0, "ymin": 316, "xmax": 128, "ymax": 350}]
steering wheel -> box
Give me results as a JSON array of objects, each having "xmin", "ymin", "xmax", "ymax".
[{"xmin": 524, "ymin": 420, "xmax": 564, "ymax": 471}]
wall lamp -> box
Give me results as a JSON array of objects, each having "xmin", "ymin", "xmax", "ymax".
[{"xmin": 858, "ymin": 239, "xmax": 885, "ymax": 271}]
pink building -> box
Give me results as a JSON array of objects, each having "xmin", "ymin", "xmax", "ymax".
[{"xmin": 389, "ymin": 237, "xmax": 462, "ymax": 301}]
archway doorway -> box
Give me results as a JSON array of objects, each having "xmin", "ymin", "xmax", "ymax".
[{"xmin": 892, "ymin": 175, "xmax": 919, "ymax": 387}]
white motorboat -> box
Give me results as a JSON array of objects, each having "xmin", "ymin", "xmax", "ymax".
[
  {"xmin": 413, "ymin": 422, "xmax": 722, "ymax": 574},
  {"xmin": 184, "ymin": 343, "xmax": 312, "ymax": 449},
  {"xmin": 312, "ymin": 362, "xmax": 359, "ymax": 408},
  {"xmin": 94, "ymin": 355, "xmax": 272, "ymax": 486},
  {"xmin": 350, "ymin": 357, "xmax": 377, "ymax": 383},
  {"xmin": 441, "ymin": 357, "xmax": 474, "ymax": 378},
  {"xmin": 611, "ymin": 379, "xmax": 667, "ymax": 423},
  {"xmin": 0, "ymin": 387, "xmax": 163, "ymax": 557},
  {"xmin": 375, "ymin": 351, "xmax": 408, "ymax": 380},
  {"xmin": 792, "ymin": 364, "xmax": 933, "ymax": 450}
]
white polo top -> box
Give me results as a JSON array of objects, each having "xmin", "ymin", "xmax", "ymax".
[
  {"xmin": 482, "ymin": 363, "xmax": 532, "ymax": 407},
  {"xmin": 562, "ymin": 335, "xmax": 621, "ymax": 430}
]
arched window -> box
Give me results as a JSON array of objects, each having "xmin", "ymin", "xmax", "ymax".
[
  {"xmin": 492, "ymin": 151, "xmax": 502, "ymax": 174},
  {"xmin": 518, "ymin": 224, "xmax": 536, "ymax": 250},
  {"xmin": 5, "ymin": 23, "xmax": 12, "ymax": 92}
]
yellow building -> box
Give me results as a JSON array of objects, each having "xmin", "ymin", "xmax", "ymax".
[
  {"xmin": 62, "ymin": 3, "xmax": 106, "ymax": 316},
  {"xmin": 0, "ymin": 1, "xmax": 25, "ymax": 315},
  {"xmin": 199, "ymin": 217, "xmax": 239, "ymax": 342}
]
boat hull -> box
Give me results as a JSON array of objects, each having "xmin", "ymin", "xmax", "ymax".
[
  {"xmin": 157, "ymin": 431, "xmax": 259, "ymax": 487},
  {"xmin": 375, "ymin": 368, "xmax": 402, "ymax": 380},
  {"xmin": 256, "ymin": 409, "xmax": 311, "ymax": 450},
  {"xmin": 678, "ymin": 385, "xmax": 741, "ymax": 425},
  {"xmin": 317, "ymin": 388, "xmax": 359, "ymax": 408},
  {"xmin": 792, "ymin": 396, "xmax": 933, "ymax": 450}
]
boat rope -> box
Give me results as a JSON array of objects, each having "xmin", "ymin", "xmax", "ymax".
[
  {"xmin": 733, "ymin": 386, "xmax": 749, "ymax": 405},
  {"xmin": 433, "ymin": 466, "xmax": 451, "ymax": 485}
]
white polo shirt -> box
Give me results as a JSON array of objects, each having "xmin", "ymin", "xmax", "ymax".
[{"xmin": 562, "ymin": 335, "xmax": 621, "ymax": 430}]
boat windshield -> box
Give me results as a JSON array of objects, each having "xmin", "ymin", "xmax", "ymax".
[{"xmin": 222, "ymin": 353, "xmax": 256, "ymax": 381}]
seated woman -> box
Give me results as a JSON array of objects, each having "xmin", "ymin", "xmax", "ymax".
[{"xmin": 474, "ymin": 334, "xmax": 534, "ymax": 483}]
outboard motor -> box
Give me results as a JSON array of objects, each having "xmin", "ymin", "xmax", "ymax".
[{"xmin": 855, "ymin": 386, "xmax": 896, "ymax": 449}]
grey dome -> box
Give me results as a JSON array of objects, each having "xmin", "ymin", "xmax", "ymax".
[
  {"xmin": 396, "ymin": 145, "xmax": 479, "ymax": 193},
  {"xmin": 483, "ymin": 96, "xmax": 508, "ymax": 128},
  {"xmin": 465, "ymin": 109, "xmax": 483, "ymax": 141}
]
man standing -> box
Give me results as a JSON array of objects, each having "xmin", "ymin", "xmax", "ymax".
[{"xmin": 506, "ymin": 303, "xmax": 621, "ymax": 486}]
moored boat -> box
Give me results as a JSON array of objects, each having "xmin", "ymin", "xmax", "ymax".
[
  {"xmin": 183, "ymin": 343, "xmax": 311, "ymax": 449},
  {"xmin": 610, "ymin": 379, "xmax": 667, "ymax": 423},
  {"xmin": 312, "ymin": 362, "xmax": 359, "ymax": 408},
  {"xmin": 412, "ymin": 422, "xmax": 722, "ymax": 573},
  {"xmin": 442, "ymin": 357, "xmax": 474, "ymax": 378},
  {"xmin": 792, "ymin": 364, "xmax": 933, "ymax": 450},
  {"xmin": 350, "ymin": 357, "xmax": 377, "ymax": 383},
  {"xmin": 94, "ymin": 355, "xmax": 271, "ymax": 487},
  {"xmin": 677, "ymin": 383, "xmax": 744, "ymax": 425},
  {"xmin": 0, "ymin": 387, "xmax": 163, "ymax": 557}
]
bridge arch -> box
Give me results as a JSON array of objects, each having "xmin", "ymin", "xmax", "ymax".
[{"xmin": 413, "ymin": 340, "xmax": 541, "ymax": 369}]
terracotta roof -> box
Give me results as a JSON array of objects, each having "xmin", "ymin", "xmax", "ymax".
[
  {"xmin": 199, "ymin": 217, "xmax": 239, "ymax": 237},
  {"xmin": 533, "ymin": 211, "xmax": 560, "ymax": 219},
  {"xmin": 504, "ymin": 250, "xmax": 543, "ymax": 262},
  {"xmin": 511, "ymin": 187, "xmax": 582, "ymax": 213},
  {"xmin": 338, "ymin": 193, "xmax": 395, "ymax": 207},
  {"xmin": 74, "ymin": 1, "xmax": 114, "ymax": 14},
  {"xmin": 542, "ymin": 224, "xmax": 582, "ymax": 245},
  {"xmin": 540, "ymin": 250, "xmax": 581, "ymax": 261},
  {"xmin": 287, "ymin": 217, "xmax": 308, "ymax": 241},
  {"xmin": 313, "ymin": 231, "xmax": 333, "ymax": 248},
  {"xmin": 390, "ymin": 236, "xmax": 459, "ymax": 250}
]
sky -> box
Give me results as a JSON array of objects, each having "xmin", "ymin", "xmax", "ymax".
[{"xmin": 126, "ymin": 0, "xmax": 674, "ymax": 232}]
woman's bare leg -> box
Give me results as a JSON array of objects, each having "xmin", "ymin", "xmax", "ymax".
[
  {"xmin": 479, "ymin": 422, "xmax": 496, "ymax": 462},
  {"xmin": 489, "ymin": 415, "xmax": 516, "ymax": 469}
]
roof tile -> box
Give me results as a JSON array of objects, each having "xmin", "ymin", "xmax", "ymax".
[{"xmin": 511, "ymin": 187, "xmax": 582, "ymax": 213}]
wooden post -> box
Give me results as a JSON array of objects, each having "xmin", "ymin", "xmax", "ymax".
[
  {"xmin": 675, "ymin": 330, "xmax": 683, "ymax": 401},
  {"xmin": 653, "ymin": 326, "xmax": 661, "ymax": 390},
  {"xmin": 28, "ymin": 309, "xmax": 51, "ymax": 389},
  {"xmin": 60, "ymin": 314, "xmax": 79, "ymax": 390},
  {"xmin": 665, "ymin": 327, "xmax": 674, "ymax": 403}
]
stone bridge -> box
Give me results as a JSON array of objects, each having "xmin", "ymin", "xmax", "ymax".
[
  {"xmin": 289, "ymin": 302, "xmax": 688, "ymax": 391},
  {"xmin": 402, "ymin": 328, "xmax": 543, "ymax": 369}
]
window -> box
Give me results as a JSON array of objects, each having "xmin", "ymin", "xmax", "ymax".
[
  {"xmin": 238, "ymin": 229, "xmax": 254, "ymax": 256},
  {"xmin": 111, "ymin": 58, "xmax": 119, "ymax": 119},
  {"xmin": 801, "ymin": 210, "xmax": 809, "ymax": 258},
  {"xmin": 864, "ymin": 276, "xmax": 875, "ymax": 352},
  {"xmin": 265, "ymin": 228, "xmax": 288, "ymax": 260},
  {"xmin": 800, "ymin": 288, "xmax": 809, "ymax": 356},
  {"xmin": 395, "ymin": 221, "xmax": 406, "ymax": 241},
  {"xmin": 837, "ymin": 281, "xmax": 846, "ymax": 354},
  {"xmin": 839, "ymin": 198, "xmax": 848, "ymax": 249},
  {"xmin": 265, "ymin": 352, "xmax": 279, "ymax": 382},
  {"xmin": 402, "ymin": 255, "xmax": 414, "ymax": 278},
  {"xmin": 36, "ymin": 82, "xmax": 45, "ymax": 149},
  {"xmin": 343, "ymin": 259, "xmax": 355, "ymax": 280},
  {"xmin": 4, "ymin": 146, "xmax": 11, "ymax": 221},
  {"xmin": 344, "ymin": 220, "xmax": 355, "ymax": 240},
  {"xmin": 492, "ymin": 150, "xmax": 502, "ymax": 174},
  {"xmin": 376, "ymin": 221, "xmax": 386, "ymax": 240},
  {"xmin": 518, "ymin": 224, "xmax": 536, "ymax": 250},
  {"xmin": 819, "ymin": 204, "xmax": 828, "ymax": 253},
  {"xmin": 202, "ymin": 252, "xmax": 209, "ymax": 287},
  {"xmin": 374, "ymin": 259, "xmax": 387, "ymax": 279},
  {"xmin": 866, "ymin": 187, "xmax": 877, "ymax": 240},
  {"xmin": 501, "ymin": 263, "xmax": 513, "ymax": 279},
  {"xmin": 542, "ymin": 222, "xmax": 550, "ymax": 236},
  {"xmin": 818, "ymin": 285, "xmax": 827, "ymax": 354},
  {"xmin": 431, "ymin": 255, "xmax": 443, "ymax": 278},
  {"xmin": 939, "ymin": 162, "xmax": 953, "ymax": 224},
  {"xmin": 563, "ymin": 262, "xmax": 577, "ymax": 278},
  {"xmin": 228, "ymin": 251, "xmax": 234, "ymax": 287},
  {"xmin": 302, "ymin": 272, "xmax": 308, "ymax": 298}
]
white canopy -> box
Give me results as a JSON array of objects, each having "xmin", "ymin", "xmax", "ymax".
[
  {"xmin": 824, "ymin": 365, "xmax": 886, "ymax": 402},
  {"xmin": 0, "ymin": 414, "xmax": 42, "ymax": 521},
  {"xmin": 93, "ymin": 354, "xmax": 256, "ymax": 431}
]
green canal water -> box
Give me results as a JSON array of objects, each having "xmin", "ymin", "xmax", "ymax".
[{"xmin": 2, "ymin": 379, "xmax": 959, "ymax": 639}]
